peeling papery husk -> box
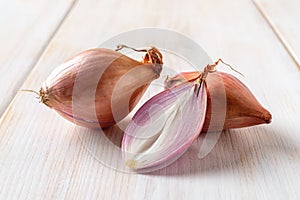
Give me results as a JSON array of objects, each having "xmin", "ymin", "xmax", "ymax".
[
  {"xmin": 39, "ymin": 48, "xmax": 163, "ymax": 128},
  {"xmin": 122, "ymin": 81, "xmax": 207, "ymax": 171},
  {"xmin": 164, "ymin": 71, "xmax": 272, "ymax": 132}
]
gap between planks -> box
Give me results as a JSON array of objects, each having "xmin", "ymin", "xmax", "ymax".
[{"xmin": 252, "ymin": 0, "xmax": 300, "ymax": 71}]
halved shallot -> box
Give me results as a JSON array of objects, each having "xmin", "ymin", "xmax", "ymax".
[{"xmin": 122, "ymin": 81, "xmax": 207, "ymax": 170}]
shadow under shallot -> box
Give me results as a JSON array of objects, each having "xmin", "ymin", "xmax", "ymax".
[
  {"xmin": 148, "ymin": 126, "xmax": 300, "ymax": 177},
  {"xmin": 75, "ymin": 123, "xmax": 300, "ymax": 177},
  {"xmin": 102, "ymin": 125, "xmax": 124, "ymax": 147}
]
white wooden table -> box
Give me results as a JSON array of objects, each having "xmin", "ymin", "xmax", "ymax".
[{"xmin": 1, "ymin": 0, "xmax": 300, "ymax": 199}]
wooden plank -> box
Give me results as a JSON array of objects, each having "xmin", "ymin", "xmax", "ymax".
[
  {"xmin": 1, "ymin": 0, "xmax": 300, "ymax": 199},
  {"xmin": 0, "ymin": 0, "xmax": 76, "ymax": 117},
  {"xmin": 253, "ymin": 0, "xmax": 300, "ymax": 69}
]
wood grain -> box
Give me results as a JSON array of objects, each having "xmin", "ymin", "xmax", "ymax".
[
  {"xmin": 0, "ymin": 0, "xmax": 76, "ymax": 117},
  {"xmin": 253, "ymin": 0, "xmax": 300, "ymax": 69},
  {"xmin": 0, "ymin": 0, "xmax": 300, "ymax": 199}
]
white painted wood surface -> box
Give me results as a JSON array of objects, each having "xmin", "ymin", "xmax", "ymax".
[
  {"xmin": 253, "ymin": 0, "xmax": 300, "ymax": 68},
  {"xmin": 0, "ymin": 0, "xmax": 300, "ymax": 199},
  {"xmin": 0, "ymin": 0, "xmax": 75, "ymax": 116}
]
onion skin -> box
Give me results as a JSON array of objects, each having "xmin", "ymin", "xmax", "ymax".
[
  {"xmin": 40, "ymin": 48, "xmax": 163, "ymax": 128},
  {"xmin": 164, "ymin": 71, "xmax": 272, "ymax": 132}
]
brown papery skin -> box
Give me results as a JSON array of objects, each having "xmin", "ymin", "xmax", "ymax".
[
  {"xmin": 41, "ymin": 48, "xmax": 162, "ymax": 128},
  {"xmin": 164, "ymin": 71, "xmax": 272, "ymax": 132}
]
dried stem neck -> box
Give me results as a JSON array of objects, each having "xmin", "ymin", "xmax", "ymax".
[
  {"xmin": 194, "ymin": 59, "xmax": 244, "ymax": 96},
  {"xmin": 199, "ymin": 58, "xmax": 244, "ymax": 82},
  {"xmin": 115, "ymin": 44, "xmax": 163, "ymax": 65}
]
